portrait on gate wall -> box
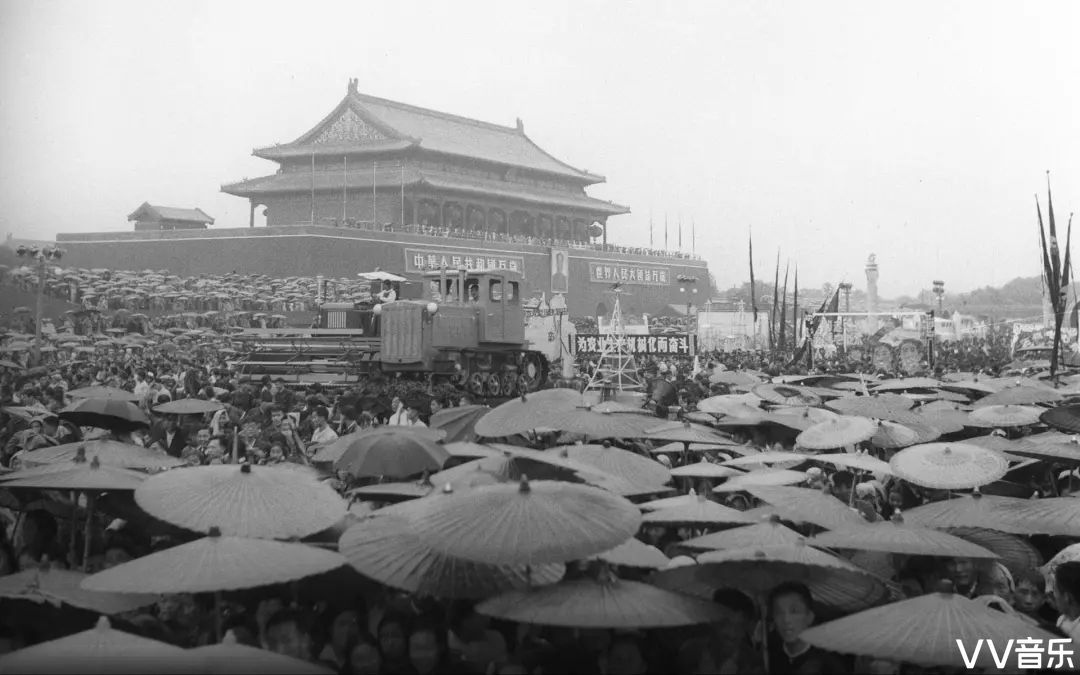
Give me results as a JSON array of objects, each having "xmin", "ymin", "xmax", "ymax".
[{"xmin": 550, "ymin": 248, "xmax": 569, "ymax": 294}]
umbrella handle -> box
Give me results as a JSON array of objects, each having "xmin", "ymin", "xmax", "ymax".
[{"xmin": 81, "ymin": 492, "xmax": 96, "ymax": 572}]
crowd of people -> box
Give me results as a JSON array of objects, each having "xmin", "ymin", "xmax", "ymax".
[{"xmin": 2, "ymin": 264, "xmax": 1079, "ymax": 674}]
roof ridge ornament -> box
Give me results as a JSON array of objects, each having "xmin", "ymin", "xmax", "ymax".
[
  {"xmin": 348, "ymin": 78, "xmax": 358, "ymax": 94},
  {"xmin": 516, "ymin": 117, "xmax": 524, "ymax": 133}
]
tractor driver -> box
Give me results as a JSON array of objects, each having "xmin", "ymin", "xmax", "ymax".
[
  {"xmin": 467, "ymin": 283, "xmax": 480, "ymax": 304},
  {"xmin": 377, "ymin": 280, "xmax": 397, "ymax": 304}
]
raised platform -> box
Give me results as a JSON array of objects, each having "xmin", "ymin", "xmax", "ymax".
[{"xmin": 56, "ymin": 225, "xmax": 712, "ymax": 318}]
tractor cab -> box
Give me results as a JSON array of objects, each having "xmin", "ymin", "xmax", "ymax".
[{"xmin": 423, "ymin": 267, "xmax": 525, "ymax": 344}]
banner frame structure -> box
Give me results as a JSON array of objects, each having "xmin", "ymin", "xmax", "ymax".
[{"xmin": 805, "ymin": 310, "xmax": 936, "ymax": 368}]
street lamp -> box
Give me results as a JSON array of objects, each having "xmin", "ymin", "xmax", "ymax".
[
  {"xmin": 932, "ymin": 280, "xmax": 945, "ymax": 314},
  {"xmin": 838, "ymin": 282, "xmax": 853, "ymax": 351},
  {"xmin": 680, "ymin": 283, "xmax": 698, "ymax": 345},
  {"xmin": 15, "ymin": 244, "xmax": 64, "ymax": 367}
]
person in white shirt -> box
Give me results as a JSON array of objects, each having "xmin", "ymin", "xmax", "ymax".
[
  {"xmin": 309, "ymin": 406, "xmax": 339, "ymax": 445},
  {"xmin": 387, "ymin": 397, "xmax": 408, "ymax": 426},
  {"xmin": 377, "ymin": 281, "xmax": 397, "ymax": 304},
  {"xmin": 403, "ymin": 403, "xmax": 427, "ymax": 428}
]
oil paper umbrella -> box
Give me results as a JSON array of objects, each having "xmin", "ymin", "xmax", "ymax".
[
  {"xmin": 901, "ymin": 490, "xmax": 1031, "ymax": 532},
  {"xmin": 722, "ymin": 451, "xmax": 810, "ymax": 468},
  {"xmin": 967, "ymin": 405, "xmax": 1044, "ymax": 429},
  {"xmin": 81, "ymin": 529, "xmax": 347, "ymax": 593},
  {"xmin": 712, "ymin": 468, "xmax": 808, "ymax": 492},
  {"xmin": 812, "ymin": 451, "xmax": 893, "ymax": 476},
  {"xmin": 549, "ymin": 443, "xmax": 672, "ymax": 487},
  {"xmin": 0, "ymin": 562, "xmax": 155, "ymax": 615},
  {"xmin": 800, "ymin": 581, "xmax": 1061, "ymax": 670},
  {"xmin": 134, "ymin": 463, "xmax": 347, "ymax": 539},
  {"xmin": 641, "ymin": 493, "xmax": 757, "ymax": 527},
  {"xmin": 430, "ymin": 446, "xmax": 594, "ymax": 487},
  {"xmin": 19, "ymin": 440, "xmax": 185, "ymax": 471},
  {"xmin": 903, "ymin": 408, "xmax": 969, "ymax": 434},
  {"xmin": 867, "ymin": 420, "xmax": 923, "ymax": 449},
  {"xmin": 58, "ymin": 397, "xmax": 150, "ymax": 432},
  {"xmin": 190, "ymin": 630, "xmax": 333, "ymax": 675},
  {"xmin": 888, "ymin": 443, "xmax": 1009, "ymax": 490},
  {"xmin": 593, "ymin": 537, "xmax": 671, "ymax": 569},
  {"xmin": 870, "ymin": 377, "xmax": 944, "ymax": 392},
  {"xmin": 407, "ymin": 477, "xmax": 642, "ymax": 566},
  {"xmin": 82, "ymin": 528, "xmax": 347, "ymax": 640},
  {"xmin": 317, "ymin": 426, "xmax": 449, "ymax": 477},
  {"xmin": 945, "ymin": 527, "xmax": 1044, "ymax": 577},
  {"xmin": 477, "ymin": 568, "xmax": 727, "ymax": 629},
  {"xmin": 0, "ymin": 615, "xmax": 193, "ymax": 674},
  {"xmin": 745, "ymin": 486, "xmax": 868, "ymax": 531},
  {"xmin": 974, "ymin": 385, "xmax": 1062, "ymax": 408},
  {"xmin": 640, "ymin": 489, "xmax": 709, "ymax": 511},
  {"xmin": 826, "ymin": 394, "xmax": 915, "ymax": 419},
  {"xmin": 764, "ymin": 406, "xmax": 841, "ymax": 432},
  {"xmin": 642, "ymin": 421, "xmax": 734, "ymax": 448},
  {"xmin": 808, "ymin": 515, "xmax": 999, "ymax": 559},
  {"xmin": 473, "ymin": 389, "xmax": 617, "ymax": 438},
  {"xmin": 442, "ymin": 441, "xmax": 504, "ymax": 460},
  {"xmin": 1040, "ymin": 404, "xmax": 1080, "ymax": 434},
  {"xmin": 338, "ymin": 512, "xmax": 564, "ymax": 599},
  {"xmin": 1, "ymin": 452, "xmax": 147, "ymax": 570},
  {"xmin": 985, "ymin": 497, "xmax": 1080, "ymax": 537},
  {"xmin": 750, "ymin": 383, "xmax": 822, "ymax": 407},
  {"xmin": 678, "ymin": 516, "xmax": 804, "ymax": 552},
  {"xmin": 65, "ymin": 386, "xmax": 142, "ymax": 401},
  {"xmin": 670, "ymin": 460, "xmax": 745, "ymax": 480},
  {"xmin": 651, "ymin": 539, "xmax": 891, "ymax": 613},
  {"xmin": 152, "ymin": 398, "xmax": 224, "ymax": 415},
  {"xmin": 696, "ymin": 393, "xmax": 764, "ymax": 415},
  {"xmin": 795, "ymin": 416, "xmax": 877, "ymax": 450},
  {"xmin": 429, "ymin": 404, "xmax": 491, "ymax": 443},
  {"xmin": 710, "ymin": 370, "xmax": 763, "ymax": 386}
]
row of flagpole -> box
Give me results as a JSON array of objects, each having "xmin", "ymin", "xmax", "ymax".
[
  {"xmin": 309, "ymin": 153, "xmax": 407, "ymax": 226},
  {"xmin": 648, "ymin": 211, "xmax": 697, "ymax": 254}
]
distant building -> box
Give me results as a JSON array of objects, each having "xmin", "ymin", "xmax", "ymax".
[{"xmin": 128, "ymin": 203, "xmax": 214, "ymax": 231}]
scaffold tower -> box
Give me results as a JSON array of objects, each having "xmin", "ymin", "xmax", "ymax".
[{"xmin": 584, "ymin": 285, "xmax": 644, "ymax": 395}]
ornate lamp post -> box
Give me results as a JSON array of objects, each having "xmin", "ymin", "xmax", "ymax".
[
  {"xmin": 549, "ymin": 293, "xmax": 574, "ymax": 380},
  {"xmin": 932, "ymin": 280, "xmax": 945, "ymax": 314},
  {"xmin": 679, "ymin": 280, "xmax": 699, "ymax": 346},
  {"xmin": 15, "ymin": 244, "xmax": 64, "ymax": 367}
]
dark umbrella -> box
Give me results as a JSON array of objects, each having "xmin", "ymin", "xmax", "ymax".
[
  {"xmin": 429, "ymin": 405, "xmax": 491, "ymax": 443},
  {"xmin": 58, "ymin": 398, "xmax": 149, "ymax": 433}
]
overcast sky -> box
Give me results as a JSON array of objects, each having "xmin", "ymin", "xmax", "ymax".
[{"xmin": 2, "ymin": 0, "xmax": 1078, "ymax": 297}]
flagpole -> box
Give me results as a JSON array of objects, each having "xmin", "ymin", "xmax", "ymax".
[
  {"xmin": 310, "ymin": 151, "xmax": 316, "ymax": 225},
  {"xmin": 372, "ymin": 161, "xmax": 377, "ymax": 227},
  {"xmin": 664, "ymin": 213, "xmax": 669, "ymax": 250},
  {"xmin": 343, "ymin": 155, "xmax": 347, "ymax": 222},
  {"xmin": 692, "ymin": 218, "xmax": 696, "ymax": 255},
  {"xmin": 678, "ymin": 213, "xmax": 683, "ymax": 250},
  {"xmin": 400, "ymin": 161, "xmax": 405, "ymax": 226},
  {"xmin": 649, "ymin": 209, "xmax": 654, "ymax": 248}
]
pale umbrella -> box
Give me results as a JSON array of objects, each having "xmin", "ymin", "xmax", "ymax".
[
  {"xmin": 641, "ymin": 493, "xmax": 757, "ymax": 527},
  {"xmin": 66, "ymin": 386, "xmax": 141, "ymax": 401},
  {"xmin": 750, "ymin": 383, "xmax": 822, "ymax": 407},
  {"xmin": 901, "ymin": 491, "xmax": 1031, "ymax": 531},
  {"xmin": 652, "ymin": 540, "xmax": 891, "ymax": 613},
  {"xmin": 713, "ymin": 469, "xmax": 808, "ymax": 492},
  {"xmin": 867, "ymin": 420, "xmax": 923, "ymax": 449},
  {"xmin": 429, "ymin": 404, "xmax": 490, "ymax": 443},
  {"xmin": 967, "ymin": 405, "xmax": 1044, "ymax": 428},
  {"xmin": 548, "ymin": 443, "xmax": 671, "ymax": 487},
  {"xmin": 670, "ymin": 460, "xmax": 744, "ymax": 480},
  {"xmin": 745, "ymin": 486, "xmax": 868, "ymax": 531},
  {"xmin": 190, "ymin": 631, "xmax": 334, "ymax": 674},
  {"xmin": 800, "ymin": 582, "xmax": 1061, "ymax": 670},
  {"xmin": 153, "ymin": 399, "xmax": 224, "ymax": 415},
  {"xmin": 889, "ymin": 443, "xmax": 1009, "ymax": 490},
  {"xmin": 20, "ymin": 440, "xmax": 185, "ymax": 471},
  {"xmin": 0, "ymin": 616, "xmax": 192, "ymax": 674},
  {"xmin": 407, "ymin": 478, "xmax": 642, "ymax": 566},
  {"xmin": 339, "ymin": 512, "xmax": 564, "ymax": 599},
  {"xmin": 975, "ymin": 385, "xmax": 1062, "ymax": 407},
  {"xmin": 593, "ymin": 538, "xmax": 671, "ymax": 569},
  {"xmin": 987, "ymin": 497, "xmax": 1080, "ymax": 537},
  {"xmin": 795, "ymin": 416, "xmax": 877, "ymax": 450},
  {"xmin": 0, "ymin": 563, "xmax": 155, "ymax": 615},
  {"xmin": 826, "ymin": 394, "xmax": 914, "ymax": 419},
  {"xmin": 809, "ymin": 516, "xmax": 999, "ymax": 559},
  {"xmin": 134, "ymin": 463, "xmax": 347, "ymax": 539},
  {"xmin": 477, "ymin": 570, "xmax": 727, "ymax": 628},
  {"xmin": 812, "ymin": 451, "xmax": 893, "ymax": 476},
  {"xmin": 722, "ymin": 451, "xmax": 810, "ymax": 468},
  {"xmin": 678, "ymin": 516, "xmax": 804, "ymax": 552},
  {"xmin": 81, "ymin": 529, "xmax": 347, "ymax": 594}
]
